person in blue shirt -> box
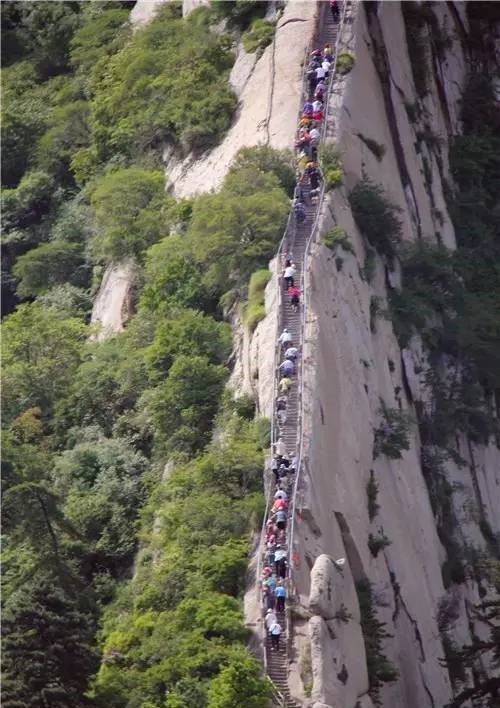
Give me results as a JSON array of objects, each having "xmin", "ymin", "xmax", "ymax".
[{"xmin": 275, "ymin": 581, "xmax": 286, "ymax": 612}]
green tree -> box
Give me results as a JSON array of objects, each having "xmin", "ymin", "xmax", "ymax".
[
  {"xmin": 206, "ymin": 654, "xmax": 271, "ymax": 708},
  {"xmin": 70, "ymin": 6, "xmax": 131, "ymax": 76},
  {"xmin": 349, "ymin": 179, "xmax": 402, "ymax": 260},
  {"xmin": 1, "ymin": 1, "xmax": 81, "ymax": 78},
  {"xmin": 140, "ymin": 236, "xmax": 213, "ymax": 313},
  {"xmin": 89, "ymin": 167, "xmax": 169, "ymax": 261},
  {"xmin": 149, "ymin": 355, "xmax": 227, "ymax": 453},
  {"xmin": 186, "ymin": 166, "xmax": 288, "ymax": 292},
  {"xmin": 13, "ymin": 240, "xmax": 88, "ymax": 297},
  {"xmin": 2, "ymin": 572, "xmax": 99, "ymax": 708},
  {"xmin": 2, "ymin": 302, "xmax": 86, "ymax": 423},
  {"xmin": 37, "ymin": 101, "xmax": 91, "ymax": 184},
  {"xmin": 144, "ymin": 309, "xmax": 231, "ymax": 380},
  {"xmin": 2, "ymin": 170, "xmax": 55, "ymax": 231},
  {"xmin": 53, "ymin": 434, "xmax": 146, "ymax": 570}
]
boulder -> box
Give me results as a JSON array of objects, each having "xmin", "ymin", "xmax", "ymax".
[
  {"xmin": 309, "ymin": 616, "xmax": 337, "ymax": 703},
  {"xmin": 309, "ymin": 554, "xmax": 337, "ymax": 618}
]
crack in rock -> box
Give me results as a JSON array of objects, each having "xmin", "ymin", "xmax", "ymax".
[
  {"xmin": 277, "ymin": 17, "xmax": 307, "ymax": 29},
  {"xmin": 385, "ymin": 558, "xmax": 426, "ymax": 663}
]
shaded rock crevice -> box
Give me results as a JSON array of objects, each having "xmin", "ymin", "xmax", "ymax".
[{"xmin": 363, "ymin": 2, "xmax": 423, "ymax": 238}]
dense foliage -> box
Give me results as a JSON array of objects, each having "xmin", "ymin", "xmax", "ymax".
[{"xmin": 1, "ymin": 4, "xmax": 289, "ymax": 705}]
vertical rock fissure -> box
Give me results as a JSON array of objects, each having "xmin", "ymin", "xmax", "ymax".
[
  {"xmin": 384, "ymin": 558, "xmax": 426, "ymax": 663},
  {"xmin": 364, "ymin": 2, "xmax": 423, "ymax": 238}
]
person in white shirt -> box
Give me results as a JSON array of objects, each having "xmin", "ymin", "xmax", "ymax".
[
  {"xmin": 309, "ymin": 127, "xmax": 320, "ymax": 144},
  {"xmin": 285, "ymin": 346, "xmax": 298, "ymax": 361},
  {"xmin": 315, "ymin": 65, "xmax": 325, "ymax": 81},
  {"xmin": 265, "ymin": 609, "xmax": 277, "ymax": 635},
  {"xmin": 275, "ymin": 438, "xmax": 286, "ymax": 458},
  {"xmin": 312, "ymin": 100, "xmax": 323, "ymax": 113},
  {"xmin": 270, "ymin": 621, "xmax": 282, "ymax": 650},
  {"xmin": 283, "ymin": 263, "xmax": 296, "ymax": 289},
  {"xmin": 278, "ymin": 328, "xmax": 292, "ymax": 347},
  {"xmin": 274, "ymin": 486, "xmax": 288, "ymax": 500},
  {"xmin": 322, "ymin": 59, "xmax": 331, "ymax": 77}
]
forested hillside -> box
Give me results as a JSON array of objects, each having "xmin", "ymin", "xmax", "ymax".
[{"xmin": 1, "ymin": 2, "xmax": 289, "ymax": 705}]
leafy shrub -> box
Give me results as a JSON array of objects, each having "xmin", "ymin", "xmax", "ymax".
[
  {"xmin": 38, "ymin": 284, "xmax": 93, "ymax": 319},
  {"xmin": 361, "ymin": 249, "xmax": 376, "ymax": 283},
  {"xmin": 210, "ymin": 0, "xmax": 268, "ymax": 29},
  {"xmin": 230, "ymin": 145, "xmax": 295, "ymax": 197},
  {"xmin": 368, "ymin": 531, "xmax": 391, "ymax": 558},
  {"xmin": 2, "ymin": 170, "xmax": 55, "ymax": 230},
  {"xmin": 255, "ymin": 416, "xmax": 271, "ymax": 449},
  {"xmin": 244, "ymin": 303, "xmax": 266, "ymax": 331},
  {"xmin": 356, "ymin": 579, "xmax": 398, "ymax": 704},
  {"xmin": 243, "ymin": 269, "xmax": 271, "ymax": 330},
  {"xmin": 321, "ymin": 226, "xmax": 354, "ymax": 253},
  {"xmin": 37, "ymin": 100, "xmax": 91, "ymax": 184},
  {"xmin": 388, "ymin": 239, "xmax": 459, "ymax": 348},
  {"xmin": 349, "ymin": 179, "xmax": 402, "ymax": 260},
  {"xmin": 69, "ymin": 6, "xmax": 131, "ymax": 76},
  {"xmin": 1, "ymin": 2, "xmax": 81, "ymax": 79},
  {"xmin": 248, "ymin": 268, "xmax": 271, "ymax": 299},
  {"xmin": 357, "ymin": 133, "xmax": 385, "ymax": 161},
  {"xmin": 370, "ymin": 296, "xmax": 382, "ymax": 334},
  {"xmin": 141, "ymin": 236, "xmax": 214, "ymax": 314},
  {"xmin": 53, "ymin": 433, "xmax": 147, "ymax": 568},
  {"xmin": 336, "ymin": 51, "xmax": 355, "ymax": 75},
  {"xmin": 1, "ymin": 61, "xmax": 55, "ymax": 187},
  {"xmin": 242, "ymin": 18, "xmax": 275, "ymax": 55},
  {"xmin": 373, "ymin": 403, "xmax": 413, "ymax": 459},
  {"xmin": 206, "ymin": 654, "xmax": 271, "ymax": 708},
  {"xmin": 319, "ymin": 142, "xmax": 343, "ymax": 190}
]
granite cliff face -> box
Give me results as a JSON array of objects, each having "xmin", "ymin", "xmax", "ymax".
[
  {"xmin": 289, "ymin": 3, "xmax": 500, "ymax": 707},
  {"xmin": 90, "ymin": 3, "xmax": 499, "ymax": 706}
]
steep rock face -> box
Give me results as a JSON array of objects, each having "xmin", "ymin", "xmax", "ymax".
[
  {"xmin": 130, "ymin": 0, "xmax": 168, "ymax": 28},
  {"xmin": 164, "ymin": 1, "xmax": 317, "ymax": 197},
  {"xmin": 289, "ymin": 3, "xmax": 500, "ymax": 708}
]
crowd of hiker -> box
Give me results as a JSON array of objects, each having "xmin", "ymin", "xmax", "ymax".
[
  {"xmin": 284, "ymin": 38, "xmax": 339, "ymax": 313},
  {"xmin": 260, "ymin": 8, "xmax": 342, "ymax": 652}
]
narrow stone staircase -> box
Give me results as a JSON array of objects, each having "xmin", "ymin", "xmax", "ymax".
[{"xmin": 261, "ymin": 4, "xmax": 348, "ymax": 706}]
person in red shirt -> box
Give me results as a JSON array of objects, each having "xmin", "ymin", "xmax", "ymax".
[{"xmin": 288, "ymin": 285, "xmax": 300, "ymax": 311}]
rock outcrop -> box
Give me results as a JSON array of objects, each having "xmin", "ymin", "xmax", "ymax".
[{"xmin": 90, "ymin": 260, "xmax": 135, "ymax": 341}]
